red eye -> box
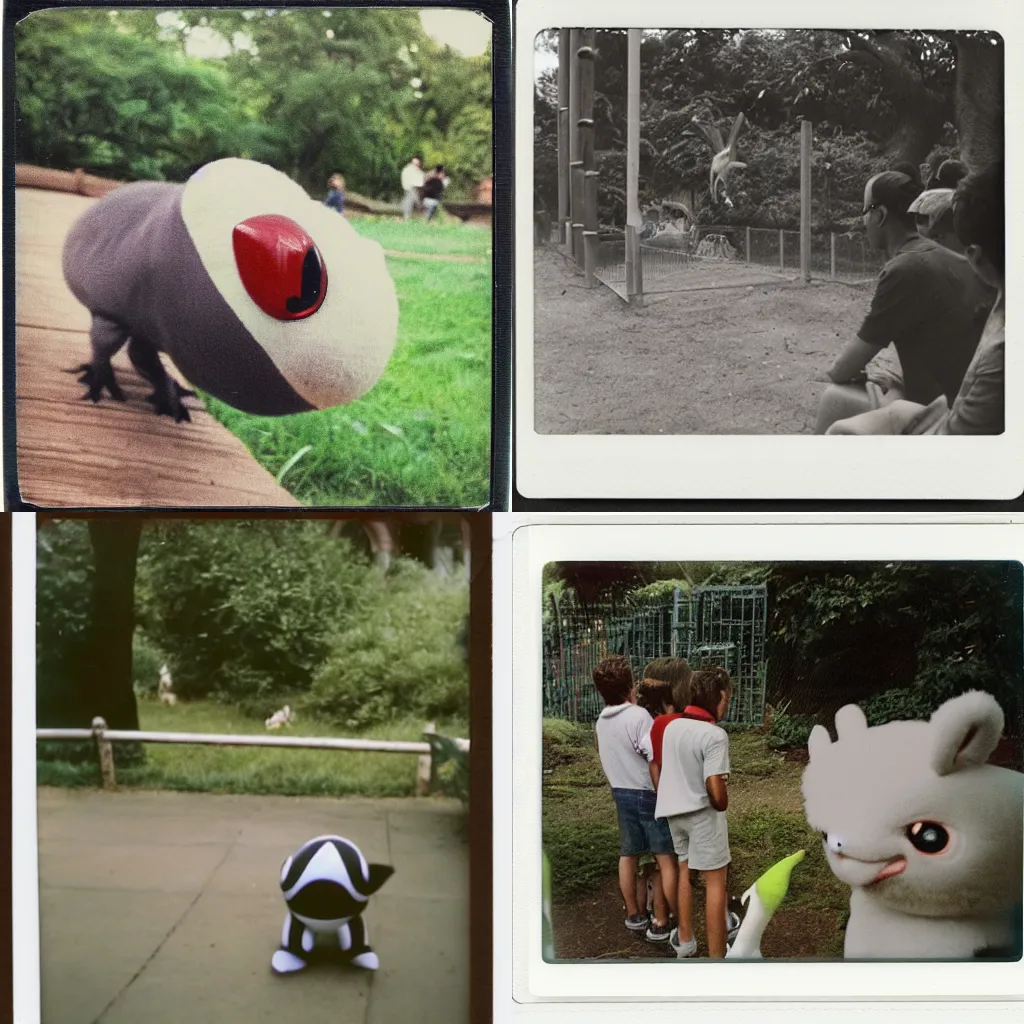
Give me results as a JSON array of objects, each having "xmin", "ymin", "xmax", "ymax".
[{"xmin": 232, "ymin": 214, "xmax": 327, "ymax": 321}]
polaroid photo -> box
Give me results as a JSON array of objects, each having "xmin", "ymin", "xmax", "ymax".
[
  {"xmin": 13, "ymin": 512, "xmax": 479, "ymax": 1024},
  {"xmin": 7, "ymin": 4, "xmax": 500, "ymax": 510},
  {"xmin": 515, "ymin": 0, "xmax": 1024, "ymax": 501},
  {"xmin": 494, "ymin": 514, "xmax": 1024, "ymax": 1022}
]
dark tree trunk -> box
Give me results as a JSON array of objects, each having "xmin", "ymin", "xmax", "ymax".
[
  {"xmin": 951, "ymin": 33, "xmax": 1003, "ymax": 171},
  {"xmin": 81, "ymin": 520, "xmax": 143, "ymax": 731}
]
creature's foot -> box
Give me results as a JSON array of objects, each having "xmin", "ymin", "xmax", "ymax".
[
  {"xmin": 271, "ymin": 950, "xmax": 309, "ymax": 974},
  {"xmin": 68, "ymin": 362, "xmax": 126, "ymax": 404},
  {"xmin": 351, "ymin": 951, "xmax": 380, "ymax": 971},
  {"xmin": 144, "ymin": 379, "xmax": 196, "ymax": 424}
]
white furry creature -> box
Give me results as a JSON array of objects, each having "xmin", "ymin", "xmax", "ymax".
[
  {"xmin": 265, "ymin": 705, "xmax": 293, "ymax": 730},
  {"xmin": 157, "ymin": 664, "xmax": 177, "ymax": 706},
  {"xmin": 802, "ymin": 690, "xmax": 1023, "ymax": 959}
]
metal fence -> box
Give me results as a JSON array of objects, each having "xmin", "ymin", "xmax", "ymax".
[
  {"xmin": 542, "ymin": 585, "xmax": 768, "ymax": 726},
  {"xmin": 588, "ymin": 225, "xmax": 886, "ymax": 299}
]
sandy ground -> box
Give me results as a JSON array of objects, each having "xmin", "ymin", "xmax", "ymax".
[
  {"xmin": 31, "ymin": 787, "xmax": 468, "ymax": 1024},
  {"xmin": 533, "ymin": 246, "xmax": 899, "ymax": 435}
]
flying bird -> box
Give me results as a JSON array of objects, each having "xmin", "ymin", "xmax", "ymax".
[{"xmin": 687, "ymin": 112, "xmax": 748, "ymax": 204}]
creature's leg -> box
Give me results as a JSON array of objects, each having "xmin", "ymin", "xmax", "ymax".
[
  {"xmin": 126, "ymin": 337, "xmax": 195, "ymax": 423},
  {"xmin": 68, "ymin": 314, "xmax": 129, "ymax": 403},
  {"xmin": 347, "ymin": 915, "xmax": 380, "ymax": 971},
  {"xmin": 271, "ymin": 913, "xmax": 312, "ymax": 974}
]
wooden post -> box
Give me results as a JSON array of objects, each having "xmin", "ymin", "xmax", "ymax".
[
  {"xmin": 625, "ymin": 28, "xmax": 642, "ymax": 305},
  {"xmin": 779, "ymin": 229, "xmax": 785, "ymax": 272},
  {"xmin": 568, "ymin": 29, "xmax": 582, "ymax": 263},
  {"xmin": 830, "ymin": 231, "xmax": 837, "ymax": 280},
  {"xmin": 579, "ymin": 31, "xmax": 597, "ymax": 286},
  {"xmin": 417, "ymin": 721, "xmax": 437, "ymax": 797},
  {"xmin": 800, "ymin": 119, "xmax": 812, "ymax": 283},
  {"xmin": 557, "ymin": 30, "xmax": 570, "ymax": 245},
  {"xmin": 745, "ymin": 226, "xmax": 751, "ymax": 267},
  {"xmin": 92, "ymin": 716, "xmax": 116, "ymax": 790}
]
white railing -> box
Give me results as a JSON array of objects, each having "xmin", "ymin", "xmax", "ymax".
[{"xmin": 37, "ymin": 717, "xmax": 470, "ymax": 797}]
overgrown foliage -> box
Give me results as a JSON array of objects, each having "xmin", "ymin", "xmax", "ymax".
[
  {"xmin": 534, "ymin": 28, "xmax": 991, "ymax": 231},
  {"xmin": 16, "ymin": 7, "xmax": 492, "ymax": 199}
]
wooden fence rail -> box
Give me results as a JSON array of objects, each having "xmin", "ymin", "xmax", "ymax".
[{"xmin": 37, "ymin": 717, "xmax": 470, "ymax": 797}]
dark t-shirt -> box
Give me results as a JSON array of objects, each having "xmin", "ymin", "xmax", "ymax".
[
  {"xmin": 421, "ymin": 175, "xmax": 445, "ymax": 200},
  {"xmin": 857, "ymin": 237, "xmax": 994, "ymax": 405}
]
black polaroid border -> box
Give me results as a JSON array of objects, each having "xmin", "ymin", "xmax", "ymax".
[
  {"xmin": 2, "ymin": 0, "xmax": 511, "ymax": 512},
  {"xmin": 512, "ymin": 19, "xmax": 1020, "ymax": 514}
]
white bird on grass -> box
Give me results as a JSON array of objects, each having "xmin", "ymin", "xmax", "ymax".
[
  {"xmin": 687, "ymin": 112, "xmax": 748, "ymax": 204},
  {"xmin": 725, "ymin": 849, "xmax": 806, "ymax": 959},
  {"xmin": 266, "ymin": 705, "xmax": 293, "ymax": 730}
]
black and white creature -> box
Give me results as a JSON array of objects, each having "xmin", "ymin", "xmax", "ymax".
[
  {"xmin": 686, "ymin": 113, "xmax": 748, "ymax": 205},
  {"xmin": 272, "ymin": 834, "xmax": 394, "ymax": 974},
  {"xmin": 62, "ymin": 158, "xmax": 398, "ymax": 423}
]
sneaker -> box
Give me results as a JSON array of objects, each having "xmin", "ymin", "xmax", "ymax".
[
  {"xmin": 625, "ymin": 913, "xmax": 650, "ymax": 931},
  {"xmin": 645, "ymin": 919, "xmax": 672, "ymax": 943},
  {"xmin": 726, "ymin": 911, "xmax": 741, "ymax": 944},
  {"xmin": 669, "ymin": 928, "xmax": 698, "ymax": 959}
]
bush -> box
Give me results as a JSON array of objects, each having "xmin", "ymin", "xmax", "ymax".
[
  {"xmin": 768, "ymin": 709, "xmax": 816, "ymax": 750},
  {"xmin": 131, "ymin": 632, "xmax": 168, "ymax": 696},
  {"xmin": 135, "ymin": 521, "xmax": 375, "ymax": 707},
  {"xmin": 543, "ymin": 819, "xmax": 622, "ymax": 900},
  {"xmin": 303, "ymin": 558, "xmax": 469, "ymax": 728}
]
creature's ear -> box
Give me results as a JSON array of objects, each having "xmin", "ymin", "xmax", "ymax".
[
  {"xmin": 365, "ymin": 863, "xmax": 395, "ymax": 895},
  {"xmin": 928, "ymin": 690, "xmax": 1004, "ymax": 775},
  {"xmin": 834, "ymin": 703, "xmax": 868, "ymax": 741},
  {"xmin": 807, "ymin": 724, "xmax": 832, "ymax": 761}
]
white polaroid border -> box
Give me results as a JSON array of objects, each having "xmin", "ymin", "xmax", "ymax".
[
  {"xmin": 493, "ymin": 513, "xmax": 1024, "ymax": 1022},
  {"xmin": 12, "ymin": 512, "xmax": 41, "ymax": 1024},
  {"xmin": 515, "ymin": 0, "xmax": 1024, "ymax": 501}
]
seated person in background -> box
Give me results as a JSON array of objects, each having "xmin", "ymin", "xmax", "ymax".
[
  {"xmin": 828, "ymin": 161, "xmax": 1004, "ymax": 436},
  {"xmin": 421, "ymin": 164, "xmax": 450, "ymax": 222},
  {"xmin": 933, "ymin": 158, "xmax": 968, "ymax": 190},
  {"xmin": 324, "ymin": 173, "xmax": 345, "ymax": 214},
  {"xmin": 892, "ymin": 160, "xmax": 924, "ymax": 189},
  {"xmin": 814, "ymin": 170, "xmax": 994, "ymax": 433}
]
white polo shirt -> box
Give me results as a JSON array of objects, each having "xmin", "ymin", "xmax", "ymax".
[
  {"xmin": 654, "ymin": 717, "xmax": 730, "ymax": 818},
  {"xmin": 594, "ymin": 702, "xmax": 655, "ymax": 791}
]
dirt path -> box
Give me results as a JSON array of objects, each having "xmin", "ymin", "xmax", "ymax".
[{"xmin": 532, "ymin": 245, "xmax": 899, "ymax": 435}]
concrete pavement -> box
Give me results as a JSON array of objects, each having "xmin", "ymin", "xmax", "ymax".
[{"xmin": 35, "ymin": 786, "xmax": 468, "ymax": 1024}]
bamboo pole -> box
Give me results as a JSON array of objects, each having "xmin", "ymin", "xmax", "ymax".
[
  {"xmin": 800, "ymin": 119, "xmax": 812, "ymax": 283},
  {"xmin": 557, "ymin": 30, "xmax": 570, "ymax": 245},
  {"xmin": 830, "ymin": 232, "xmax": 837, "ymax": 280},
  {"xmin": 625, "ymin": 28, "xmax": 643, "ymax": 305},
  {"xmin": 579, "ymin": 30, "xmax": 598, "ymax": 285},
  {"xmin": 568, "ymin": 29, "xmax": 583, "ymax": 263}
]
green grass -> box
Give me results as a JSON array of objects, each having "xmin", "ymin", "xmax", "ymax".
[
  {"xmin": 207, "ymin": 221, "xmax": 492, "ymax": 507},
  {"xmin": 349, "ymin": 214, "xmax": 492, "ymax": 258},
  {"xmin": 38, "ymin": 698, "xmax": 469, "ymax": 799},
  {"xmin": 541, "ymin": 719, "xmax": 848, "ymax": 917}
]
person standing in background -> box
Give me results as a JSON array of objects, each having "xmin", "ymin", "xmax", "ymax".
[
  {"xmin": 401, "ymin": 156, "xmax": 425, "ymax": 220},
  {"xmin": 421, "ymin": 164, "xmax": 450, "ymax": 222},
  {"xmin": 324, "ymin": 173, "xmax": 345, "ymax": 214}
]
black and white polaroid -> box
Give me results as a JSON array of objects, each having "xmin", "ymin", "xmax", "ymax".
[
  {"xmin": 493, "ymin": 514, "xmax": 1024, "ymax": 1022},
  {"xmin": 515, "ymin": 0, "xmax": 1023, "ymax": 501}
]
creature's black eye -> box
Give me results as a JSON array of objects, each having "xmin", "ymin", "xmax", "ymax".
[{"xmin": 907, "ymin": 820, "xmax": 949, "ymax": 854}]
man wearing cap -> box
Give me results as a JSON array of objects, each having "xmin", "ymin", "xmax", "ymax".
[
  {"xmin": 814, "ymin": 170, "xmax": 994, "ymax": 433},
  {"xmin": 909, "ymin": 188, "xmax": 962, "ymax": 253},
  {"xmin": 827, "ymin": 162, "xmax": 1004, "ymax": 436}
]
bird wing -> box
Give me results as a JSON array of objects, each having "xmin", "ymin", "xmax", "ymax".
[
  {"xmin": 726, "ymin": 112, "xmax": 746, "ymax": 155},
  {"xmin": 687, "ymin": 118, "xmax": 722, "ymax": 153}
]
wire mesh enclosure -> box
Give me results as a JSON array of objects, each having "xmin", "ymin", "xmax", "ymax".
[{"xmin": 542, "ymin": 585, "xmax": 768, "ymax": 726}]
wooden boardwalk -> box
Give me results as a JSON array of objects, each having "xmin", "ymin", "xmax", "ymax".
[{"xmin": 13, "ymin": 187, "xmax": 300, "ymax": 508}]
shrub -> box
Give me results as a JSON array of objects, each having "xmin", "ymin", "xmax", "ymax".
[
  {"xmin": 132, "ymin": 632, "xmax": 169, "ymax": 696},
  {"xmin": 303, "ymin": 558, "xmax": 469, "ymax": 728},
  {"xmin": 768, "ymin": 707, "xmax": 816, "ymax": 750}
]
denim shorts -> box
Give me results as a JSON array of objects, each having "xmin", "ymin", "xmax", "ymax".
[{"xmin": 610, "ymin": 788, "xmax": 675, "ymax": 856}]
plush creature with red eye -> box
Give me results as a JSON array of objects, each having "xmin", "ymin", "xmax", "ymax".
[
  {"xmin": 801, "ymin": 690, "xmax": 1023, "ymax": 959},
  {"xmin": 62, "ymin": 158, "xmax": 398, "ymax": 422}
]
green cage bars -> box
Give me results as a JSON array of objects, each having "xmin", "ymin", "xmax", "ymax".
[{"xmin": 542, "ymin": 585, "xmax": 768, "ymax": 726}]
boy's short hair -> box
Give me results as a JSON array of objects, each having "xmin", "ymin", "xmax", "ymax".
[
  {"xmin": 688, "ymin": 665, "xmax": 733, "ymax": 716},
  {"xmin": 641, "ymin": 657, "xmax": 671, "ymax": 682},
  {"xmin": 593, "ymin": 655, "xmax": 634, "ymax": 706},
  {"xmin": 636, "ymin": 677, "xmax": 674, "ymax": 717},
  {"xmin": 870, "ymin": 171, "xmax": 924, "ymax": 227},
  {"xmin": 953, "ymin": 161, "xmax": 1004, "ymax": 277}
]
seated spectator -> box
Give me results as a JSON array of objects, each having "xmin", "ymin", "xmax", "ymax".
[
  {"xmin": 421, "ymin": 164, "xmax": 450, "ymax": 222},
  {"xmin": 828, "ymin": 161, "xmax": 1004, "ymax": 436},
  {"xmin": 908, "ymin": 188, "xmax": 962, "ymax": 253},
  {"xmin": 815, "ymin": 170, "xmax": 994, "ymax": 433},
  {"xmin": 892, "ymin": 160, "xmax": 923, "ymax": 188},
  {"xmin": 934, "ymin": 158, "xmax": 968, "ymax": 190}
]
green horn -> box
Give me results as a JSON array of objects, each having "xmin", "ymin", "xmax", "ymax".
[{"xmin": 754, "ymin": 849, "xmax": 806, "ymax": 915}]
